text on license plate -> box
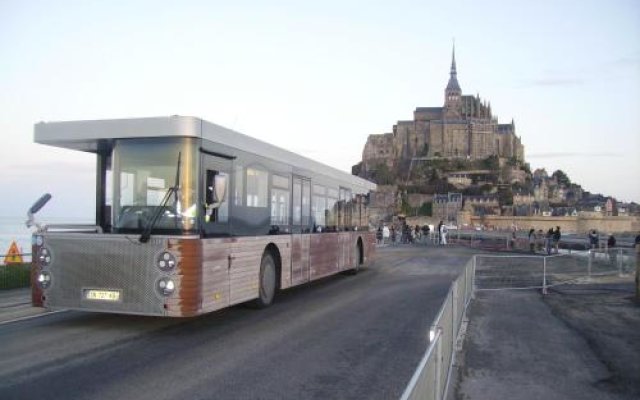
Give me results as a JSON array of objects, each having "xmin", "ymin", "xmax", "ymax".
[{"xmin": 85, "ymin": 289, "xmax": 121, "ymax": 301}]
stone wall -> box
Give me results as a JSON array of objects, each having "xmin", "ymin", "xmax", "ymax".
[{"xmin": 465, "ymin": 214, "xmax": 640, "ymax": 234}]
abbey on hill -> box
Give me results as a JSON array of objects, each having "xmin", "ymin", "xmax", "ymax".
[
  {"xmin": 351, "ymin": 47, "xmax": 640, "ymax": 229},
  {"xmin": 358, "ymin": 47, "xmax": 524, "ymax": 176}
]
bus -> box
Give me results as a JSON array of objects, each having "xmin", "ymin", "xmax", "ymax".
[{"xmin": 28, "ymin": 116, "xmax": 377, "ymax": 317}]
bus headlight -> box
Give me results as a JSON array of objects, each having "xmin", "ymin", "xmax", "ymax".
[
  {"xmin": 157, "ymin": 252, "xmax": 176, "ymax": 271},
  {"xmin": 33, "ymin": 235, "xmax": 44, "ymax": 246},
  {"xmin": 37, "ymin": 271, "xmax": 52, "ymax": 289},
  {"xmin": 38, "ymin": 247, "xmax": 52, "ymax": 266},
  {"xmin": 157, "ymin": 277, "xmax": 175, "ymax": 296}
]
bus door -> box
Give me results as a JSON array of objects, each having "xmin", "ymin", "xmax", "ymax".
[{"xmin": 291, "ymin": 176, "xmax": 311, "ymax": 285}]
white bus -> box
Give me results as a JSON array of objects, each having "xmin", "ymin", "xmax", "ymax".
[{"xmin": 29, "ymin": 116, "xmax": 376, "ymax": 317}]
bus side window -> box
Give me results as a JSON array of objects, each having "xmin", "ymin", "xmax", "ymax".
[{"xmin": 246, "ymin": 167, "xmax": 268, "ymax": 207}]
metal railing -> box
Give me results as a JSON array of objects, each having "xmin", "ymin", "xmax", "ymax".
[
  {"xmin": 449, "ymin": 229, "xmax": 636, "ymax": 254},
  {"xmin": 473, "ymin": 249, "xmax": 636, "ymax": 294},
  {"xmin": 400, "ymin": 257, "xmax": 475, "ymax": 400},
  {"xmin": 400, "ymin": 247, "xmax": 637, "ymax": 399}
]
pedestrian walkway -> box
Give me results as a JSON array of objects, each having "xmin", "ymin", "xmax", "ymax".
[{"xmin": 450, "ymin": 282, "xmax": 640, "ymax": 400}]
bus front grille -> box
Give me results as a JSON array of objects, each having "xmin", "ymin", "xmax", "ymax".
[{"xmin": 42, "ymin": 234, "xmax": 166, "ymax": 315}]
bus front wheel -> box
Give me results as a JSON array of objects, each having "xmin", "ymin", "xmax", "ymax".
[{"xmin": 251, "ymin": 252, "xmax": 277, "ymax": 308}]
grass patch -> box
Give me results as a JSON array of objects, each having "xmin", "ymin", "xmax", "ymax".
[{"xmin": 0, "ymin": 263, "xmax": 31, "ymax": 290}]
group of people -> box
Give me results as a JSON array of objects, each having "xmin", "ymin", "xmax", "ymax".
[
  {"xmin": 376, "ymin": 220, "xmax": 450, "ymax": 246},
  {"xmin": 588, "ymin": 229, "xmax": 618, "ymax": 250},
  {"xmin": 527, "ymin": 226, "xmax": 562, "ymax": 255}
]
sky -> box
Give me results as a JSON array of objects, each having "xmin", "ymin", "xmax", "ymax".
[{"xmin": 1, "ymin": 0, "xmax": 639, "ymax": 220}]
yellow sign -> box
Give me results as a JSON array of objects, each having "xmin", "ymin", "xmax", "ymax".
[{"xmin": 4, "ymin": 241, "xmax": 23, "ymax": 265}]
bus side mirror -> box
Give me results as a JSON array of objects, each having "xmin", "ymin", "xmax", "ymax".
[
  {"xmin": 30, "ymin": 193, "xmax": 52, "ymax": 214},
  {"xmin": 26, "ymin": 193, "xmax": 52, "ymax": 229}
]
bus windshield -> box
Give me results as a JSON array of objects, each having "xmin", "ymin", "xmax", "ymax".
[{"xmin": 112, "ymin": 137, "xmax": 199, "ymax": 233}]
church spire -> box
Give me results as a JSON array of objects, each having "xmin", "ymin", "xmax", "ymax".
[
  {"xmin": 446, "ymin": 43, "xmax": 461, "ymax": 94},
  {"xmin": 450, "ymin": 42, "xmax": 457, "ymax": 76},
  {"xmin": 445, "ymin": 42, "xmax": 461, "ymax": 108}
]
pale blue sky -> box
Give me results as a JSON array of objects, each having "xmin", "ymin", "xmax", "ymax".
[{"xmin": 1, "ymin": 0, "xmax": 639, "ymax": 219}]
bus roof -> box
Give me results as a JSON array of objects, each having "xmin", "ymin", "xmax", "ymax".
[{"xmin": 34, "ymin": 116, "xmax": 376, "ymax": 192}]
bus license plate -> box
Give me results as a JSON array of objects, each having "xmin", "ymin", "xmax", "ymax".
[{"xmin": 85, "ymin": 289, "xmax": 121, "ymax": 302}]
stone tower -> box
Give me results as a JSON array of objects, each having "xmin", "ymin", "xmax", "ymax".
[{"xmin": 444, "ymin": 45, "xmax": 462, "ymax": 117}]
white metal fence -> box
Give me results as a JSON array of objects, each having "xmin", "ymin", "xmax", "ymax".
[
  {"xmin": 400, "ymin": 258, "xmax": 475, "ymax": 400},
  {"xmin": 399, "ymin": 248, "xmax": 637, "ymax": 399},
  {"xmin": 473, "ymin": 249, "xmax": 636, "ymax": 294}
]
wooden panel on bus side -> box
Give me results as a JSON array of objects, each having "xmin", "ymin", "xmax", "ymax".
[
  {"xmin": 229, "ymin": 236, "xmax": 292, "ymax": 305},
  {"xmin": 309, "ymin": 232, "xmax": 339, "ymax": 280},
  {"xmin": 291, "ymin": 234, "xmax": 310, "ymax": 286},
  {"xmin": 200, "ymin": 238, "xmax": 232, "ymax": 314},
  {"xmin": 363, "ymin": 231, "xmax": 376, "ymax": 264},
  {"xmin": 340, "ymin": 232, "xmax": 353, "ymax": 271}
]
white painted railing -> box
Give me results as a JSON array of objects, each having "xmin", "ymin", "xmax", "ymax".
[{"xmin": 400, "ymin": 258, "xmax": 475, "ymax": 400}]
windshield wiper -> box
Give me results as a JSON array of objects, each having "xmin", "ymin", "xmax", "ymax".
[{"xmin": 139, "ymin": 152, "xmax": 182, "ymax": 243}]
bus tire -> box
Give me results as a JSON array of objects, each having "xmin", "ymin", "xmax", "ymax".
[
  {"xmin": 251, "ymin": 252, "xmax": 277, "ymax": 308},
  {"xmin": 345, "ymin": 241, "xmax": 362, "ymax": 275}
]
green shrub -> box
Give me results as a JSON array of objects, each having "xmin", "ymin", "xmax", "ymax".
[{"xmin": 0, "ymin": 263, "xmax": 31, "ymax": 290}]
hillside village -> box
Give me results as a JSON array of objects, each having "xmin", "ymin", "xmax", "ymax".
[{"xmin": 352, "ymin": 48, "xmax": 639, "ymax": 230}]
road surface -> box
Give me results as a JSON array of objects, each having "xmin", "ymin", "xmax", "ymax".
[{"xmin": 0, "ymin": 245, "xmax": 475, "ymax": 400}]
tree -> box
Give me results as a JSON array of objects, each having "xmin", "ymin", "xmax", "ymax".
[
  {"xmin": 418, "ymin": 202, "xmax": 433, "ymax": 216},
  {"xmin": 552, "ymin": 170, "xmax": 571, "ymax": 186},
  {"xmin": 497, "ymin": 185, "xmax": 513, "ymax": 206},
  {"xmin": 374, "ymin": 163, "xmax": 394, "ymax": 185},
  {"xmin": 482, "ymin": 155, "xmax": 499, "ymax": 171},
  {"xmin": 351, "ymin": 162, "xmax": 362, "ymax": 177}
]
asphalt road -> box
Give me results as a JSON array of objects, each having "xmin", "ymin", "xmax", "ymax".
[{"xmin": 0, "ymin": 245, "xmax": 475, "ymax": 400}]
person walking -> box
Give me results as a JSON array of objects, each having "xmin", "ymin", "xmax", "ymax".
[
  {"xmin": 537, "ymin": 229, "xmax": 544, "ymax": 252},
  {"xmin": 528, "ymin": 228, "xmax": 536, "ymax": 253},
  {"xmin": 376, "ymin": 226, "xmax": 383, "ymax": 245},
  {"xmin": 607, "ymin": 234, "xmax": 617, "ymax": 267},
  {"xmin": 588, "ymin": 229, "xmax": 599, "ymax": 250},
  {"xmin": 545, "ymin": 228, "xmax": 554, "ymax": 255},
  {"xmin": 440, "ymin": 223, "xmax": 448, "ymax": 245},
  {"xmin": 437, "ymin": 221, "xmax": 443, "ymax": 245},
  {"xmin": 382, "ymin": 225, "xmax": 390, "ymax": 245},
  {"xmin": 422, "ymin": 225, "xmax": 430, "ymax": 245},
  {"xmin": 553, "ymin": 226, "xmax": 561, "ymax": 254}
]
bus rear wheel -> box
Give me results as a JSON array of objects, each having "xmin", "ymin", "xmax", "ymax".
[
  {"xmin": 345, "ymin": 241, "xmax": 362, "ymax": 275},
  {"xmin": 251, "ymin": 252, "xmax": 277, "ymax": 308}
]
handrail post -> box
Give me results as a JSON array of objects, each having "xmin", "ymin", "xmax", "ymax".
[
  {"xmin": 435, "ymin": 329, "xmax": 443, "ymax": 400},
  {"xmin": 542, "ymin": 256, "xmax": 548, "ymax": 295},
  {"xmin": 617, "ymin": 248, "xmax": 623, "ymax": 277},
  {"xmin": 472, "ymin": 255, "xmax": 477, "ymax": 299},
  {"xmin": 587, "ymin": 249, "xmax": 592, "ymax": 281}
]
